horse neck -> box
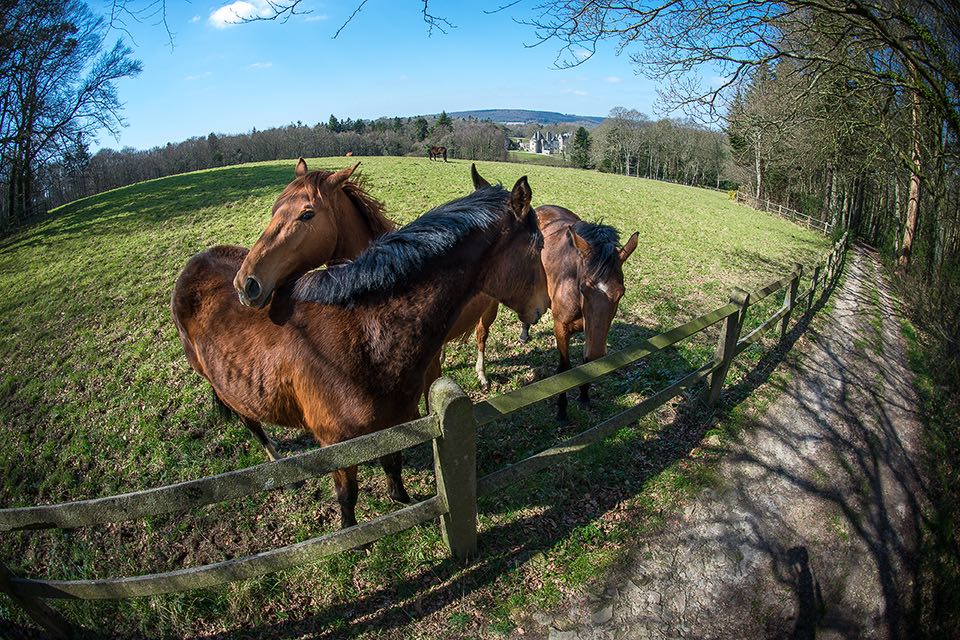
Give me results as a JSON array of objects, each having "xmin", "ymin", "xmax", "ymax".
[
  {"xmin": 330, "ymin": 196, "xmax": 379, "ymax": 262},
  {"xmin": 359, "ymin": 228, "xmax": 501, "ymax": 376}
]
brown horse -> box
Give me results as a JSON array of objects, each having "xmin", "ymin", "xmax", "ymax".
[
  {"xmin": 171, "ymin": 178, "xmax": 547, "ymax": 528},
  {"xmin": 483, "ymin": 207, "xmax": 638, "ymax": 421},
  {"xmin": 181, "ymin": 159, "xmax": 393, "ymax": 460},
  {"xmin": 429, "ymin": 146, "xmax": 448, "ymax": 162},
  {"xmin": 234, "ymin": 158, "xmax": 394, "ymax": 311}
]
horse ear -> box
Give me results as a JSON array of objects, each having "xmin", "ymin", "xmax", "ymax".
[
  {"xmin": 509, "ymin": 176, "xmax": 532, "ymax": 220},
  {"xmin": 619, "ymin": 232, "xmax": 639, "ymax": 263},
  {"xmin": 566, "ymin": 226, "xmax": 591, "ymax": 258},
  {"xmin": 471, "ymin": 163, "xmax": 491, "ymax": 190},
  {"xmin": 326, "ymin": 161, "xmax": 361, "ymax": 189},
  {"xmin": 295, "ymin": 157, "xmax": 308, "ymax": 177}
]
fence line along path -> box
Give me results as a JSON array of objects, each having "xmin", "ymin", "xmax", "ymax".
[
  {"xmin": 0, "ymin": 234, "xmax": 848, "ymax": 638},
  {"xmin": 735, "ymin": 191, "xmax": 834, "ymax": 235}
]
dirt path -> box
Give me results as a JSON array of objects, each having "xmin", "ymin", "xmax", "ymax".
[{"xmin": 522, "ymin": 246, "xmax": 927, "ymax": 640}]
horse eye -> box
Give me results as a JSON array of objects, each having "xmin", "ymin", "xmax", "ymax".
[{"xmin": 298, "ymin": 211, "xmax": 314, "ymax": 221}]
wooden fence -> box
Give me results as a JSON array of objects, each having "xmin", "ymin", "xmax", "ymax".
[
  {"xmin": 736, "ymin": 191, "xmax": 834, "ymax": 235},
  {"xmin": 0, "ymin": 234, "xmax": 849, "ymax": 638}
]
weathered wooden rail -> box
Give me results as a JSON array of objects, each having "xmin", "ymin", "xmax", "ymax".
[
  {"xmin": 736, "ymin": 191, "xmax": 834, "ymax": 235},
  {"xmin": 0, "ymin": 234, "xmax": 848, "ymax": 637}
]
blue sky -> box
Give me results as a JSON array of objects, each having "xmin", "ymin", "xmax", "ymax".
[{"xmin": 97, "ymin": 1, "xmax": 664, "ymax": 151}]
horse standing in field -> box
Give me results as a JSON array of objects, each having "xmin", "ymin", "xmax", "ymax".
[
  {"xmin": 183, "ymin": 159, "xmax": 393, "ymax": 461},
  {"xmin": 429, "ymin": 146, "xmax": 448, "ymax": 162},
  {"xmin": 500, "ymin": 207, "xmax": 638, "ymax": 422},
  {"xmin": 171, "ymin": 177, "xmax": 548, "ymax": 528}
]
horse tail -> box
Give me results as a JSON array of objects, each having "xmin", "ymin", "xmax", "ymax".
[{"xmin": 211, "ymin": 388, "xmax": 237, "ymax": 422}]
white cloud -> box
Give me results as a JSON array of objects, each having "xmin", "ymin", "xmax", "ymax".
[
  {"xmin": 249, "ymin": 61, "xmax": 273, "ymax": 69},
  {"xmin": 190, "ymin": 15, "xmax": 200, "ymax": 23},
  {"xmin": 564, "ymin": 89, "xmax": 589, "ymax": 96},
  {"xmin": 304, "ymin": 14, "xmax": 329, "ymax": 22},
  {"xmin": 605, "ymin": 76, "xmax": 622, "ymax": 83},
  {"xmin": 574, "ymin": 49, "xmax": 593, "ymax": 60},
  {"xmin": 209, "ymin": 1, "xmax": 274, "ymax": 28},
  {"xmin": 185, "ymin": 71, "xmax": 212, "ymax": 81}
]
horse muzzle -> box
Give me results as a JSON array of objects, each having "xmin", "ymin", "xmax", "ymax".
[{"xmin": 237, "ymin": 276, "xmax": 268, "ymax": 308}]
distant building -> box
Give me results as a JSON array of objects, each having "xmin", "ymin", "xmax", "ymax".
[{"xmin": 526, "ymin": 130, "xmax": 571, "ymax": 155}]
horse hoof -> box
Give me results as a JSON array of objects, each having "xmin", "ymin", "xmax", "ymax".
[{"xmin": 390, "ymin": 488, "xmax": 411, "ymax": 504}]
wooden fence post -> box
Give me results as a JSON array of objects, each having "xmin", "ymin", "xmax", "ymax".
[
  {"xmin": 0, "ymin": 560, "xmax": 72, "ymax": 638},
  {"xmin": 429, "ymin": 377, "xmax": 477, "ymax": 559},
  {"xmin": 807, "ymin": 264, "xmax": 821, "ymax": 310},
  {"xmin": 781, "ymin": 263, "xmax": 802, "ymax": 339},
  {"xmin": 705, "ymin": 287, "xmax": 750, "ymax": 405}
]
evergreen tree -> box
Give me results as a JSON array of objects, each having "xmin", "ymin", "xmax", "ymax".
[
  {"xmin": 414, "ymin": 117, "xmax": 429, "ymax": 142},
  {"xmin": 327, "ymin": 114, "xmax": 341, "ymax": 132},
  {"xmin": 571, "ymin": 127, "xmax": 592, "ymax": 168}
]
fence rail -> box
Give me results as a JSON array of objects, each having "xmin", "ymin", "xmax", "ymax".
[
  {"xmin": 0, "ymin": 233, "xmax": 848, "ymax": 638},
  {"xmin": 736, "ymin": 191, "xmax": 834, "ymax": 235}
]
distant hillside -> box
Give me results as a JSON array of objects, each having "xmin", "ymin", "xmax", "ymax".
[{"xmin": 446, "ymin": 109, "xmax": 605, "ymax": 127}]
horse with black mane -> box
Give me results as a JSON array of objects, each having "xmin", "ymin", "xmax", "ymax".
[
  {"xmin": 171, "ymin": 177, "xmax": 548, "ymax": 528},
  {"xmin": 512, "ymin": 207, "xmax": 638, "ymax": 422},
  {"xmin": 429, "ymin": 146, "xmax": 448, "ymax": 162}
]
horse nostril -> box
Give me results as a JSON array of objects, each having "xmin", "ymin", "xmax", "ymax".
[{"xmin": 244, "ymin": 276, "xmax": 261, "ymax": 301}]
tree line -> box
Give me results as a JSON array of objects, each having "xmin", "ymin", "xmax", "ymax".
[
  {"xmin": 7, "ymin": 106, "xmax": 508, "ymax": 226},
  {"xmin": 584, "ymin": 109, "xmax": 731, "ymax": 188}
]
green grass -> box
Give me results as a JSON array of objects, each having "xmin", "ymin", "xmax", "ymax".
[
  {"xmin": 507, "ymin": 151, "xmax": 570, "ymax": 167},
  {"xmin": 898, "ymin": 314, "xmax": 960, "ymax": 637},
  {"xmin": 0, "ymin": 156, "xmax": 829, "ymax": 637}
]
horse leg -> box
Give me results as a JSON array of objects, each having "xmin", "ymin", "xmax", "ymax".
[
  {"xmin": 241, "ymin": 417, "xmax": 281, "ymax": 462},
  {"xmin": 422, "ymin": 351, "xmax": 443, "ymax": 412},
  {"xmin": 475, "ymin": 302, "xmax": 499, "ymax": 389},
  {"xmin": 379, "ymin": 451, "xmax": 411, "ymax": 504},
  {"xmin": 518, "ymin": 322, "xmax": 531, "ymax": 344},
  {"xmin": 331, "ymin": 465, "xmax": 359, "ymax": 529},
  {"xmin": 554, "ymin": 324, "xmax": 572, "ymax": 423}
]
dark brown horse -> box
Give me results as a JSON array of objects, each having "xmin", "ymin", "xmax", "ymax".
[
  {"xmin": 171, "ymin": 178, "xmax": 547, "ymax": 528},
  {"xmin": 428, "ymin": 146, "xmax": 448, "ymax": 162},
  {"xmin": 484, "ymin": 207, "xmax": 638, "ymax": 421}
]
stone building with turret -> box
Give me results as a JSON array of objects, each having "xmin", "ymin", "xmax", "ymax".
[{"xmin": 526, "ymin": 130, "xmax": 571, "ymax": 155}]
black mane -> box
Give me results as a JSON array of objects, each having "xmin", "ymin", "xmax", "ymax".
[
  {"xmin": 573, "ymin": 220, "xmax": 621, "ymax": 282},
  {"xmin": 292, "ymin": 185, "xmax": 511, "ymax": 306}
]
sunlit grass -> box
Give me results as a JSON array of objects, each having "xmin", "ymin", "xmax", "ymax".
[{"xmin": 0, "ymin": 156, "xmax": 828, "ymax": 636}]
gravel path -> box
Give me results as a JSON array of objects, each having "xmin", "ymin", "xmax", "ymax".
[{"xmin": 522, "ymin": 246, "xmax": 927, "ymax": 640}]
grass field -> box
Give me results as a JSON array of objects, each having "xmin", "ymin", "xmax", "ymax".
[
  {"xmin": 507, "ymin": 150, "xmax": 570, "ymax": 167},
  {"xmin": 0, "ymin": 156, "xmax": 829, "ymax": 637}
]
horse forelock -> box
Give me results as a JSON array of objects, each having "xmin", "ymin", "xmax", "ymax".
[
  {"xmin": 572, "ymin": 220, "xmax": 622, "ymax": 283},
  {"xmin": 271, "ymin": 171, "xmax": 393, "ymax": 238},
  {"xmin": 292, "ymin": 185, "xmax": 511, "ymax": 307}
]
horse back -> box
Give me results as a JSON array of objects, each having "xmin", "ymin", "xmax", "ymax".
[{"xmin": 171, "ymin": 245, "xmax": 249, "ymax": 378}]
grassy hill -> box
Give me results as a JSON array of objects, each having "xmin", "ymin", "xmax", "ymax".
[{"xmin": 0, "ymin": 157, "xmax": 828, "ymax": 636}]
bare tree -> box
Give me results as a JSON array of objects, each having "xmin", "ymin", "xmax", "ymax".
[{"xmin": 1, "ymin": 0, "xmax": 141, "ymax": 226}]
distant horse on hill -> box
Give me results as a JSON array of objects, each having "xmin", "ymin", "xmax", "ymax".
[
  {"xmin": 429, "ymin": 146, "xmax": 448, "ymax": 162},
  {"xmin": 171, "ymin": 177, "xmax": 548, "ymax": 528}
]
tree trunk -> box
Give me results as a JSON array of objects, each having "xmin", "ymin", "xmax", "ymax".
[
  {"xmin": 899, "ymin": 84, "xmax": 922, "ymax": 269},
  {"xmin": 753, "ymin": 131, "xmax": 762, "ymax": 199}
]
